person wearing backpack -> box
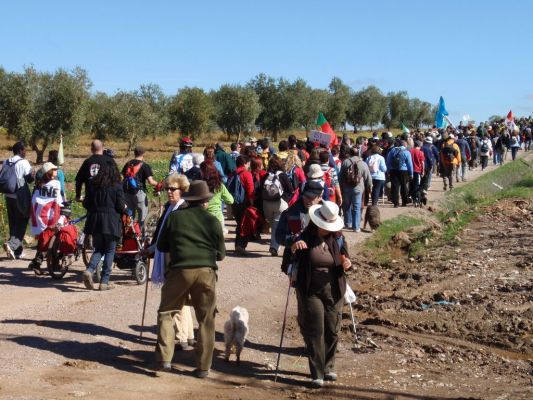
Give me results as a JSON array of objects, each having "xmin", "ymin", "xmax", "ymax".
[
  {"xmin": 227, "ymin": 155, "xmax": 255, "ymax": 254},
  {"xmin": 509, "ymin": 132, "xmax": 521, "ymax": 160},
  {"xmin": 121, "ymin": 146, "xmax": 158, "ymax": 228},
  {"xmin": 366, "ymin": 145, "xmax": 387, "ymax": 206},
  {"xmin": 421, "ymin": 136, "xmax": 438, "ymax": 193},
  {"xmin": 339, "ymin": 147, "xmax": 372, "ymax": 232},
  {"xmin": 284, "ymin": 152, "xmax": 306, "ymax": 206},
  {"xmin": 439, "ymin": 133, "xmax": 461, "ymax": 191},
  {"xmin": 409, "ymin": 141, "xmax": 425, "ymax": 206},
  {"xmin": 385, "ymin": 140, "xmax": 413, "ymax": 208},
  {"xmin": 479, "ymin": 135, "xmax": 493, "ymax": 171},
  {"xmin": 261, "ymin": 156, "xmax": 293, "ymax": 256},
  {"xmin": 2, "ymin": 141, "xmax": 35, "ymax": 259},
  {"xmin": 169, "ymin": 137, "xmax": 194, "ymax": 175},
  {"xmin": 319, "ymin": 151, "xmax": 342, "ymax": 206}
]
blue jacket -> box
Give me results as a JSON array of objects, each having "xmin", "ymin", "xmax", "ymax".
[
  {"xmin": 386, "ymin": 146, "xmax": 413, "ymax": 176},
  {"xmin": 421, "ymin": 144, "xmax": 438, "ymax": 171},
  {"xmin": 455, "ymin": 138, "xmax": 471, "ymax": 159}
]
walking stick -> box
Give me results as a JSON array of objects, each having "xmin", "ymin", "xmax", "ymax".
[
  {"xmin": 274, "ymin": 279, "xmax": 292, "ymax": 383},
  {"xmin": 348, "ymin": 302, "xmax": 357, "ymax": 339},
  {"xmin": 139, "ymin": 257, "xmax": 151, "ymax": 341}
]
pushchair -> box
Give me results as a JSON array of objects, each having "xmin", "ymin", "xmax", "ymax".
[
  {"xmin": 81, "ymin": 214, "xmax": 148, "ymax": 285},
  {"xmin": 36, "ymin": 202, "xmax": 85, "ymax": 279}
]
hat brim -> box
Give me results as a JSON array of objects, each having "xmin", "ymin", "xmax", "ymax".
[
  {"xmin": 182, "ymin": 193, "xmax": 214, "ymax": 202},
  {"xmin": 307, "ymin": 173, "xmax": 324, "ymax": 179},
  {"xmin": 308, "ymin": 204, "xmax": 344, "ymax": 232}
]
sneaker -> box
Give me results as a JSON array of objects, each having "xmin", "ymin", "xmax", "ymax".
[
  {"xmin": 324, "ymin": 372, "xmax": 338, "ymax": 381},
  {"xmin": 15, "ymin": 252, "xmax": 26, "ymax": 260},
  {"xmin": 32, "ymin": 267, "xmax": 43, "ymax": 276},
  {"xmin": 269, "ymin": 248, "xmax": 278, "ymax": 257},
  {"xmin": 82, "ymin": 270, "xmax": 94, "ymax": 290},
  {"xmin": 99, "ymin": 283, "xmax": 115, "ymax": 291},
  {"xmin": 310, "ymin": 378, "xmax": 324, "ymax": 388},
  {"xmin": 354, "ymin": 229, "xmax": 361, "ymax": 233},
  {"xmin": 193, "ymin": 369, "xmax": 209, "ymax": 379},
  {"xmin": 152, "ymin": 361, "xmax": 172, "ymax": 377},
  {"xmin": 3, "ymin": 243, "xmax": 15, "ymax": 260},
  {"xmin": 178, "ymin": 342, "xmax": 193, "ymax": 351}
]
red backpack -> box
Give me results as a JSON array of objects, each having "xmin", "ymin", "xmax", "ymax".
[{"xmin": 323, "ymin": 168, "xmax": 336, "ymax": 203}]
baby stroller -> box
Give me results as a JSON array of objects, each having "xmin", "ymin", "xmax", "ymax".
[
  {"xmin": 81, "ymin": 214, "xmax": 148, "ymax": 285},
  {"xmin": 34, "ymin": 202, "xmax": 85, "ymax": 279}
]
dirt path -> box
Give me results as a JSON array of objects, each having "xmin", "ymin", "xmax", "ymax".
[{"xmin": 1, "ymin": 154, "xmax": 532, "ymax": 400}]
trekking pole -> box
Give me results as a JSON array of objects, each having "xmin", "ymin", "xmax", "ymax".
[
  {"xmin": 139, "ymin": 257, "xmax": 151, "ymax": 341},
  {"xmin": 348, "ymin": 302, "xmax": 357, "ymax": 339},
  {"xmin": 274, "ymin": 279, "xmax": 292, "ymax": 383}
]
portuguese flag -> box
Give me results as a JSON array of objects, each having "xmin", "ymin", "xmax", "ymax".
[{"xmin": 316, "ymin": 112, "xmax": 338, "ymax": 147}]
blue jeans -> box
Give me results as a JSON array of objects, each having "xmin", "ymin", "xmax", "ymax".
[
  {"xmin": 86, "ymin": 233, "xmax": 117, "ymax": 284},
  {"xmin": 341, "ymin": 188, "xmax": 362, "ymax": 230},
  {"xmin": 511, "ymin": 147, "xmax": 519, "ymax": 160},
  {"xmin": 371, "ymin": 179, "xmax": 385, "ymax": 206}
]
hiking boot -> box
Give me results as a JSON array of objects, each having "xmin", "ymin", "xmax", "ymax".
[
  {"xmin": 310, "ymin": 378, "xmax": 324, "ymax": 388},
  {"xmin": 99, "ymin": 283, "xmax": 115, "ymax": 291},
  {"xmin": 82, "ymin": 270, "xmax": 94, "ymax": 290},
  {"xmin": 269, "ymin": 248, "xmax": 278, "ymax": 257},
  {"xmin": 193, "ymin": 369, "xmax": 209, "ymax": 379},
  {"xmin": 324, "ymin": 372, "xmax": 338, "ymax": 381},
  {"xmin": 443, "ymin": 185, "xmax": 447, "ymax": 191},
  {"xmin": 3, "ymin": 243, "xmax": 15, "ymax": 260}
]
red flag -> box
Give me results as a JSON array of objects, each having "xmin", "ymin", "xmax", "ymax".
[{"xmin": 316, "ymin": 112, "xmax": 338, "ymax": 147}]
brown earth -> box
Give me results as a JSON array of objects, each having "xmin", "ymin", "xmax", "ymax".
[{"xmin": 0, "ymin": 152, "xmax": 532, "ymax": 400}]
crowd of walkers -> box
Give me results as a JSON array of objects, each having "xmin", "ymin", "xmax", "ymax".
[{"xmin": 1, "ymin": 115, "xmax": 529, "ymax": 387}]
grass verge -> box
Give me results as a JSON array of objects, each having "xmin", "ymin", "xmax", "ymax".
[{"xmin": 362, "ymin": 155, "xmax": 533, "ymax": 264}]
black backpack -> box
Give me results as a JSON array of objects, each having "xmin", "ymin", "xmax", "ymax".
[
  {"xmin": 343, "ymin": 159, "xmax": 360, "ymax": 186},
  {"xmin": 441, "ymin": 144, "xmax": 457, "ymax": 161},
  {"xmin": 391, "ymin": 148, "xmax": 403, "ymax": 170}
]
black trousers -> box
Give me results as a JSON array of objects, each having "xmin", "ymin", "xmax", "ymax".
[
  {"xmin": 297, "ymin": 282, "xmax": 343, "ymax": 380},
  {"xmin": 5, "ymin": 196, "xmax": 29, "ymax": 255},
  {"xmin": 389, "ymin": 170, "xmax": 410, "ymax": 206},
  {"xmin": 232, "ymin": 203, "xmax": 248, "ymax": 249}
]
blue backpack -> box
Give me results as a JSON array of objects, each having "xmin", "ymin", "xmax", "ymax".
[{"xmin": 227, "ymin": 171, "xmax": 245, "ymax": 204}]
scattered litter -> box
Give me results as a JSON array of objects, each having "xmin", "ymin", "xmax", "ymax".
[{"xmin": 421, "ymin": 301, "xmax": 457, "ymax": 310}]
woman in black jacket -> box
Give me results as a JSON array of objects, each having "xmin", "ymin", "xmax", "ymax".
[
  {"xmin": 290, "ymin": 201, "xmax": 351, "ymax": 388},
  {"xmin": 82, "ymin": 162, "xmax": 126, "ymax": 290}
]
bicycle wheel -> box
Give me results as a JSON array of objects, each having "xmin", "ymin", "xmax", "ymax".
[
  {"xmin": 46, "ymin": 236, "xmax": 69, "ymax": 279},
  {"xmin": 82, "ymin": 234, "xmax": 94, "ymax": 267}
]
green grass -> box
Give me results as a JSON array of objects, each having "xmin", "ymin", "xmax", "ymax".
[{"xmin": 438, "ymin": 156, "xmax": 533, "ymax": 243}]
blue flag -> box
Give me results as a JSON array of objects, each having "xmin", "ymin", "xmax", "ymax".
[{"xmin": 435, "ymin": 96, "xmax": 449, "ymax": 129}]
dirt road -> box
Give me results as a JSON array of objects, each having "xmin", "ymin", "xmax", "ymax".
[{"xmin": 1, "ymin": 155, "xmax": 531, "ymax": 400}]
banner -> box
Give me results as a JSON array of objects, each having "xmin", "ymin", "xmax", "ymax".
[
  {"xmin": 309, "ymin": 130, "xmax": 332, "ymax": 147},
  {"xmin": 30, "ymin": 181, "xmax": 63, "ymax": 235}
]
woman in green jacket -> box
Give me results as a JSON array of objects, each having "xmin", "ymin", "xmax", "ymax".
[{"xmin": 200, "ymin": 160, "xmax": 234, "ymax": 227}]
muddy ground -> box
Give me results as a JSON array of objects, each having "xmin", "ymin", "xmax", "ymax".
[{"xmin": 0, "ymin": 154, "xmax": 532, "ymax": 400}]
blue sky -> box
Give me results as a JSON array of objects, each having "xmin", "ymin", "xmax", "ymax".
[{"xmin": 1, "ymin": 0, "xmax": 532, "ymax": 123}]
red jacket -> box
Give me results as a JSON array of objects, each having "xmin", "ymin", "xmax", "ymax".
[
  {"xmin": 409, "ymin": 148, "xmax": 425, "ymax": 174},
  {"xmin": 235, "ymin": 166, "xmax": 255, "ymax": 201}
]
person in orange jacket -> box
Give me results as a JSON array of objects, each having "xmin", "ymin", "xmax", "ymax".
[{"xmin": 439, "ymin": 132, "xmax": 461, "ymax": 191}]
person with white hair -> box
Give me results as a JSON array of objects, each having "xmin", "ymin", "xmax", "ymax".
[{"xmin": 185, "ymin": 153, "xmax": 204, "ymax": 182}]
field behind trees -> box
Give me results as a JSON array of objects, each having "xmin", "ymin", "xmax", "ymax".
[{"xmin": 0, "ymin": 66, "xmax": 437, "ymax": 163}]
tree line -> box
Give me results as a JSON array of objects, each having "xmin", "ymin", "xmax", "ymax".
[{"xmin": 0, "ymin": 66, "xmax": 436, "ymax": 162}]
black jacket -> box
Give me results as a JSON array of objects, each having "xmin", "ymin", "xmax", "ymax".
[{"xmin": 83, "ymin": 183, "xmax": 126, "ymax": 238}]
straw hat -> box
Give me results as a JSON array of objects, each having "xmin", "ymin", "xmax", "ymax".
[
  {"xmin": 309, "ymin": 201, "xmax": 344, "ymax": 232},
  {"xmin": 42, "ymin": 162, "xmax": 58, "ymax": 174}
]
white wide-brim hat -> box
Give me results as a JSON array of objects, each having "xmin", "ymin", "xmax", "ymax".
[
  {"xmin": 307, "ymin": 164, "xmax": 324, "ymax": 179},
  {"xmin": 309, "ymin": 201, "xmax": 344, "ymax": 232}
]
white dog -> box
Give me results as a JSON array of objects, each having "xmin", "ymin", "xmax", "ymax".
[{"xmin": 224, "ymin": 306, "xmax": 249, "ymax": 364}]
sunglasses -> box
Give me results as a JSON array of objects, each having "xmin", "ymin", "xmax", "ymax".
[{"xmin": 166, "ymin": 187, "xmax": 179, "ymax": 192}]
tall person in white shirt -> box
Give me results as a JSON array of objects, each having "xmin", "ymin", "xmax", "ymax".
[{"xmin": 2, "ymin": 142, "xmax": 35, "ymax": 259}]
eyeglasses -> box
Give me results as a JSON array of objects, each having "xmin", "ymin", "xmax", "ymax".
[{"xmin": 166, "ymin": 187, "xmax": 179, "ymax": 192}]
